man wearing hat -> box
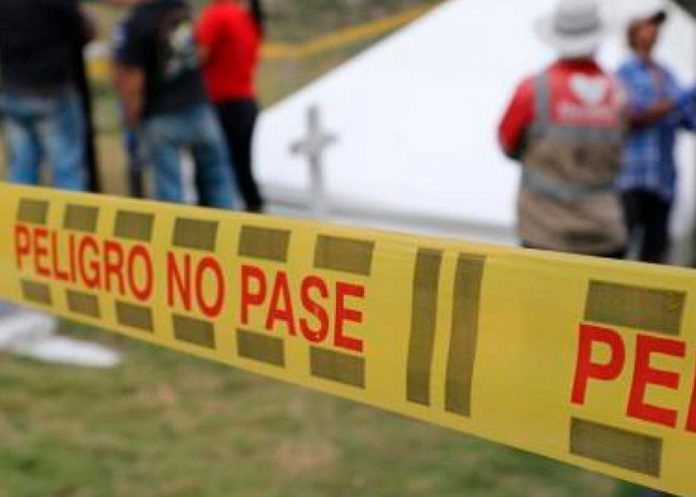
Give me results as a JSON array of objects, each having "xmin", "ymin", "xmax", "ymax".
[
  {"xmin": 617, "ymin": 0, "xmax": 696, "ymax": 264},
  {"xmin": 499, "ymin": 0, "xmax": 628, "ymax": 258}
]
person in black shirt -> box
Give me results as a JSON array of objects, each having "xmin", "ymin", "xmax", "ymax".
[
  {"xmin": 79, "ymin": 0, "xmax": 151, "ymax": 194},
  {"xmin": 0, "ymin": 0, "xmax": 90, "ymax": 191},
  {"xmin": 113, "ymin": 0, "xmax": 239, "ymax": 207}
]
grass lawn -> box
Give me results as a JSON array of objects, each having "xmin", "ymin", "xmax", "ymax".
[{"xmin": 0, "ymin": 323, "xmax": 620, "ymax": 497}]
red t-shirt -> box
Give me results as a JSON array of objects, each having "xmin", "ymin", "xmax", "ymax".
[{"xmin": 196, "ymin": 1, "xmax": 261, "ymax": 101}]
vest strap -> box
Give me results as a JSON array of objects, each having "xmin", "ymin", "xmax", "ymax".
[{"xmin": 522, "ymin": 169, "xmax": 615, "ymax": 202}]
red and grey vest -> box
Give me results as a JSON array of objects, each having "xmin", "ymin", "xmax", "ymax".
[{"xmin": 518, "ymin": 66, "xmax": 628, "ymax": 255}]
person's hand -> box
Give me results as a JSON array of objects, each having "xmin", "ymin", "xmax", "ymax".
[{"xmin": 677, "ymin": 85, "xmax": 696, "ymax": 108}]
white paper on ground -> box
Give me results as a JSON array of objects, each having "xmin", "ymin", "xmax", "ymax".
[{"xmin": 0, "ymin": 310, "xmax": 121, "ymax": 369}]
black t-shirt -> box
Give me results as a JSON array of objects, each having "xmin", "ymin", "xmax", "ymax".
[
  {"xmin": 114, "ymin": 0, "xmax": 208, "ymax": 118},
  {"xmin": 0, "ymin": 0, "xmax": 84, "ymax": 92}
]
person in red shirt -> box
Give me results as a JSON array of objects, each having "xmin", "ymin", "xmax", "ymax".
[
  {"xmin": 498, "ymin": 0, "xmax": 628, "ymax": 258},
  {"xmin": 196, "ymin": 0, "xmax": 265, "ymax": 212}
]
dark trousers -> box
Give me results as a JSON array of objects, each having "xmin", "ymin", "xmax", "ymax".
[
  {"xmin": 521, "ymin": 243, "xmax": 625, "ymax": 260},
  {"xmin": 622, "ymin": 189, "xmax": 672, "ymax": 264},
  {"xmin": 214, "ymin": 99, "xmax": 264, "ymax": 212},
  {"xmin": 74, "ymin": 47, "xmax": 100, "ymax": 193},
  {"xmin": 619, "ymin": 189, "xmax": 671, "ymax": 497}
]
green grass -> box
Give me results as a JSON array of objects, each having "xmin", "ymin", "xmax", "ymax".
[{"xmin": 0, "ymin": 322, "xmax": 621, "ymax": 497}]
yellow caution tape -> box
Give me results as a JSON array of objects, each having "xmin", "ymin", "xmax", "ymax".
[
  {"xmin": 3, "ymin": 183, "xmax": 696, "ymax": 496},
  {"xmin": 261, "ymin": 4, "xmax": 436, "ymax": 60}
]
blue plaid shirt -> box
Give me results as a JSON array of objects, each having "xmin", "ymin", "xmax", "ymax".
[{"xmin": 616, "ymin": 57, "xmax": 696, "ymax": 201}]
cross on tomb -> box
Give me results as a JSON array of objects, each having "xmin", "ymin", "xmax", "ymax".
[{"xmin": 290, "ymin": 105, "xmax": 338, "ymax": 214}]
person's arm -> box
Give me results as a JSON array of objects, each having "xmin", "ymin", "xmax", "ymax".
[
  {"xmin": 112, "ymin": 18, "xmax": 147, "ymax": 127},
  {"xmin": 498, "ymin": 78, "xmax": 535, "ymax": 161},
  {"xmin": 195, "ymin": 8, "xmax": 220, "ymax": 65},
  {"xmin": 620, "ymin": 66, "xmax": 680, "ymax": 130},
  {"xmin": 113, "ymin": 65, "xmax": 145, "ymax": 128},
  {"xmin": 628, "ymin": 101, "xmax": 677, "ymax": 130},
  {"xmin": 248, "ymin": 0, "xmax": 265, "ymax": 36},
  {"xmin": 666, "ymin": 73, "xmax": 696, "ymax": 131},
  {"xmin": 628, "ymin": 70, "xmax": 696, "ymax": 131},
  {"xmin": 678, "ymin": 101, "xmax": 696, "ymax": 132}
]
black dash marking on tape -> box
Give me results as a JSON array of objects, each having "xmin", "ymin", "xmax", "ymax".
[
  {"xmin": 173, "ymin": 218, "xmax": 219, "ymax": 252},
  {"xmin": 310, "ymin": 347, "xmax": 365, "ymax": 388},
  {"xmin": 173, "ymin": 315, "xmax": 216, "ymax": 349},
  {"xmin": 406, "ymin": 249, "xmax": 443, "ymax": 406},
  {"xmin": 66, "ymin": 290, "xmax": 100, "ymax": 318},
  {"xmin": 173, "ymin": 217, "xmax": 220, "ymax": 252},
  {"xmin": 116, "ymin": 301, "xmax": 154, "ymax": 332},
  {"xmin": 63, "ymin": 204, "xmax": 99, "ymax": 233},
  {"xmin": 114, "ymin": 211, "xmax": 154, "ymax": 242},
  {"xmin": 238, "ymin": 226, "xmax": 291, "ymax": 262},
  {"xmin": 21, "ymin": 280, "xmax": 52, "ymax": 306},
  {"xmin": 17, "ymin": 199, "xmax": 49, "ymax": 225},
  {"xmin": 585, "ymin": 281, "xmax": 685, "ymax": 336},
  {"xmin": 314, "ymin": 235, "xmax": 375, "ymax": 276},
  {"xmin": 570, "ymin": 418, "xmax": 662, "ymax": 477},
  {"xmin": 237, "ymin": 329, "xmax": 285, "ymax": 367},
  {"xmin": 445, "ymin": 254, "xmax": 486, "ymax": 417}
]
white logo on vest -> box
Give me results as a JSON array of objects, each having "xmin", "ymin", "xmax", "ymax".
[
  {"xmin": 570, "ymin": 75, "xmax": 608, "ymax": 107},
  {"xmin": 558, "ymin": 74, "xmax": 615, "ymax": 123}
]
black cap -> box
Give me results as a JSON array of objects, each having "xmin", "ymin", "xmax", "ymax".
[{"xmin": 650, "ymin": 10, "xmax": 668, "ymax": 24}]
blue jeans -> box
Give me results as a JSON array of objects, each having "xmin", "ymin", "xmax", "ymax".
[
  {"xmin": 140, "ymin": 104, "xmax": 238, "ymax": 209},
  {"xmin": 0, "ymin": 89, "xmax": 87, "ymax": 191}
]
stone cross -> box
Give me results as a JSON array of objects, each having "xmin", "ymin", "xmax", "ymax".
[{"xmin": 290, "ymin": 105, "xmax": 338, "ymax": 214}]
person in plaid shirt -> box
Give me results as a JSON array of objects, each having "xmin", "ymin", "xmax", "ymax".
[{"xmin": 617, "ymin": 0, "xmax": 696, "ymax": 264}]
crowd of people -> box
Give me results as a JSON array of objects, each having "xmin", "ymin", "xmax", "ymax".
[
  {"xmin": 112, "ymin": 0, "xmax": 266, "ymax": 210},
  {"xmin": 0, "ymin": 0, "xmax": 690, "ymax": 263},
  {"xmin": 0, "ymin": 0, "xmax": 265, "ymax": 365},
  {"xmin": 499, "ymin": 0, "xmax": 696, "ymax": 268},
  {"xmin": 0, "ymin": 0, "xmax": 265, "ymax": 211}
]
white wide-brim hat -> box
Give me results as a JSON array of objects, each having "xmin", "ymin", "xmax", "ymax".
[{"xmin": 535, "ymin": 0, "xmax": 609, "ymax": 58}]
